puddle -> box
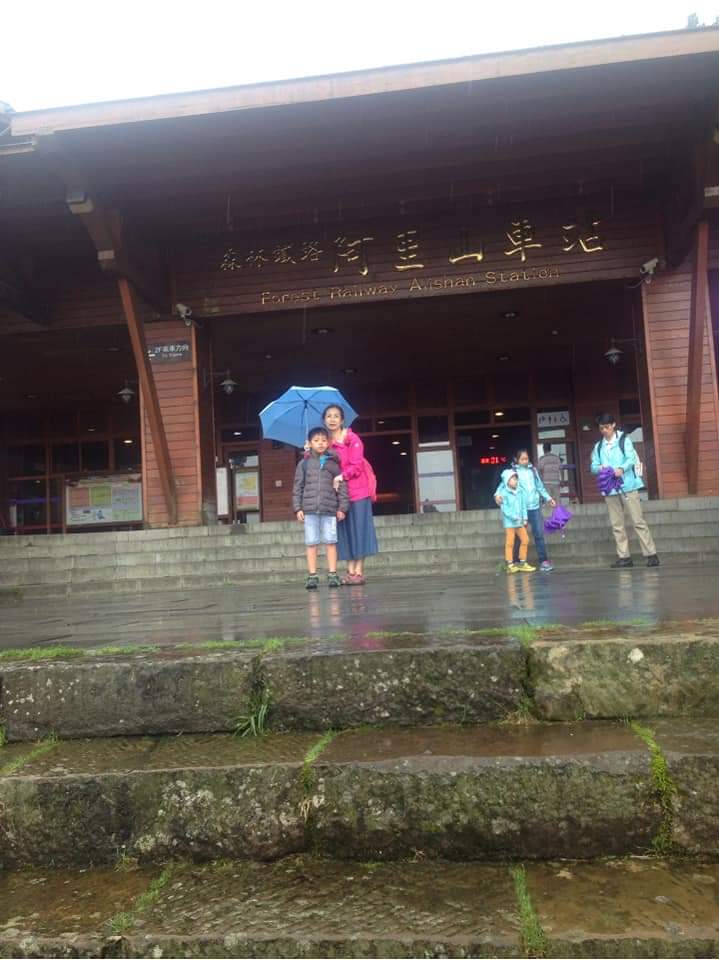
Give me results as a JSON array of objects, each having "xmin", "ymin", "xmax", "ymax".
[
  {"xmin": 651, "ymin": 719, "xmax": 719, "ymax": 755},
  {"xmin": 527, "ymin": 859, "xmax": 719, "ymax": 939},
  {"xmin": 322, "ymin": 721, "xmax": 642, "ymax": 763},
  {"xmin": 14, "ymin": 732, "xmax": 318, "ymax": 777},
  {"xmin": 0, "ymin": 866, "xmax": 158, "ymax": 936}
]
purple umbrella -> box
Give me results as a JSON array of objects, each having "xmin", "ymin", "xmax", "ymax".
[
  {"xmin": 597, "ymin": 466, "xmax": 623, "ymax": 497},
  {"xmin": 544, "ymin": 503, "xmax": 573, "ymax": 534}
]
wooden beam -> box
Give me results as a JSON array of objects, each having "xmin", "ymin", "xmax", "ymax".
[
  {"xmin": 117, "ymin": 277, "xmax": 177, "ymax": 525},
  {"xmin": 686, "ymin": 219, "xmax": 709, "ymax": 495}
]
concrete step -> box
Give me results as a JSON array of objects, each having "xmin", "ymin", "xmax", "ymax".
[
  {"xmin": 1, "ymin": 720, "xmax": 716, "ymax": 867},
  {"xmin": 1, "ymin": 856, "xmax": 716, "ymax": 959},
  {"xmin": 2, "ymin": 624, "xmax": 716, "ymax": 741}
]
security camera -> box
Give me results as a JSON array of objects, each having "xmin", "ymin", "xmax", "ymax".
[
  {"xmin": 639, "ymin": 257, "xmax": 659, "ymax": 280},
  {"xmin": 175, "ymin": 303, "xmax": 193, "ymax": 326}
]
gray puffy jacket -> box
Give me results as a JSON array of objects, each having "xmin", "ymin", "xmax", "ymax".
[{"xmin": 293, "ymin": 452, "xmax": 350, "ymax": 516}]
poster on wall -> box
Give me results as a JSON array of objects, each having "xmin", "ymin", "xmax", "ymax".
[
  {"xmin": 234, "ymin": 471, "xmax": 260, "ymax": 510},
  {"xmin": 66, "ymin": 475, "xmax": 143, "ymax": 526}
]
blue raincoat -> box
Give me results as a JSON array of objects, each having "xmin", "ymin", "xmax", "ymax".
[{"xmin": 590, "ymin": 431, "xmax": 643, "ymax": 496}]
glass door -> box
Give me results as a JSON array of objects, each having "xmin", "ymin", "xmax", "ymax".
[{"xmin": 225, "ymin": 447, "xmax": 261, "ymax": 524}]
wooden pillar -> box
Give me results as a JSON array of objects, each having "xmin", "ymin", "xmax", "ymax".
[
  {"xmin": 686, "ymin": 221, "xmax": 710, "ymax": 494},
  {"xmin": 118, "ymin": 278, "xmax": 177, "ymax": 526}
]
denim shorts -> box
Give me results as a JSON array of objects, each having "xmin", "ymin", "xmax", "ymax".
[{"xmin": 304, "ymin": 513, "xmax": 337, "ymax": 546}]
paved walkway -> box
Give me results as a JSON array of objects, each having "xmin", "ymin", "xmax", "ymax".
[{"xmin": 1, "ymin": 564, "xmax": 717, "ymax": 653}]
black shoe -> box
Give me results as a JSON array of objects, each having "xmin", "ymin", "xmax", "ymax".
[
  {"xmin": 305, "ymin": 574, "xmax": 320, "ymax": 590},
  {"xmin": 611, "ymin": 558, "xmax": 633, "ymax": 568},
  {"xmin": 646, "ymin": 555, "xmax": 660, "ymax": 567}
]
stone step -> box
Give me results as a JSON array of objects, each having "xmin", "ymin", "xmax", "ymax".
[
  {"xmin": 1, "ymin": 856, "xmax": 717, "ymax": 959},
  {"xmin": 2, "ymin": 625, "xmax": 717, "ymax": 741},
  {"xmin": 0, "ymin": 720, "xmax": 716, "ymax": 867}
]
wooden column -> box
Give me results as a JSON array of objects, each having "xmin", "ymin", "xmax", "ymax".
[
  {"xmin": 118, "ymin": 277, "xmax": 178, "ymax": 525},
  {"xmin": 686, "ymin": 220, "xmax": 709, "ymax": 494}
]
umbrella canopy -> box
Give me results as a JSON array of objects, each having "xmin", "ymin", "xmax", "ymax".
[
  {"xmin": 259, "ymin": 386, "xmax": 358, "ymax": 449},
  {"xmin": 544, "ymin": 503, "xmax": 573, "ymax": 533}
]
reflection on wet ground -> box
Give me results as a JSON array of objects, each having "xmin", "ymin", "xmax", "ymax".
[
  {"xmin": 1, "ymin": 566, "xmax": 718, "ymax": 654},
  {"xmin": 2, "ymin": 721, "xmax": 686, "ymax": 778}
]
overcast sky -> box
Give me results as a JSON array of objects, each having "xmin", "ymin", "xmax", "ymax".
[{"xmin": 3, "ymin": 1, "xmax": 716, "ymax": 113}]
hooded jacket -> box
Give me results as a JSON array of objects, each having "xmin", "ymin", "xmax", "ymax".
[
  {"xmin": 496, "ymin": 468, "xmax": 528, "ymax": 529},
  {"xmin": 293, "ymin": 450, "xmax": 350, "ymax": 516},
  {"xmin": 590, "ymin": 430, "xmax": 643, "ymax": 496},
  {"xmin": 330, "ymin": 428, "xmax": 372, "ymax": 502}
]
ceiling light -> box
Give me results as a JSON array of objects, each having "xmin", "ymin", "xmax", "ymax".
[
  {"xmin": 118, "ymin": 383, "xmax": 135, "ymax": 404},
  {"xmin": 491, "ymin": 434, "xmax": 499, "ymax": 439},
  {"xmin": 490, "ymin": 446, "xmax": 496, "ymax": 450},
  {"xmin": 400, "ymin": 451, "xmax": 408, "ymax": 456},
  {"xmin": 497, "ymin": 355, "xmax": 510, "ymax": 362},
  {"xmin": 312, "ymin": 327, "xmax": 334, "ymax": 335},
  {"xmin": 87, "ymin": 427, "xmax": 96, "ymax": 433},
  {"xmin": 502, "ymin": 310, "xmax": 519, "ymax": 320},
  {"xmin": 264, "ymin": 353, "xmax": 273, "ymax": 360},
  {"xmin": 551, "ymin": 329, "xmax": 559, "ymax": 336},
  {"xmin": 123, "ymin": 439, "xmax": 133, "ymax": 445},
  {"xmin": 106, "ymin": 346, "xmax": 120, "ymax": 352},
  {"xmin": 220, "ymin": 376, "xmax": 238, "ymax": 396},
  {"xmin": 495, "ymin": 410, "xmax": 504, "ymax": 417},
  {"xmin": 25, "ymin": 393, "xmax": 38, "ymax": 400},
  {"xmin": 391, "ymin": 440, "xmax": 400, "ymax": 446},
  {"xmin": 341, "ymin": 367, "xmax": 357, "ymax": 374},
  {"xmin": 377, "ymin": 420, "xmax": 385, "ymax": 425},
  {"xmin": 233, "ymin": 431, "xmax": 243, "ymax": 437}
]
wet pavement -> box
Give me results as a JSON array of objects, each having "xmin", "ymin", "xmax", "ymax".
[{"xmin": 1, "ymin": 565, "xmax": 718, "ymax": 653}]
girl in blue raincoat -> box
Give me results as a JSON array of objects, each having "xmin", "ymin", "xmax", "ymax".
[
  {"xmin": 495, "ymin": 468, "xmax": 535, "ymax": 573},
  {"xmin": 495, "ymin": 449, "xmax": 556, "ymax": 572}
]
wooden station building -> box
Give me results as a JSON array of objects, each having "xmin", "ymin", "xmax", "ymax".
[{"xmin": 1, "ymin": 28, "xmax": 719, "ymax": 534}]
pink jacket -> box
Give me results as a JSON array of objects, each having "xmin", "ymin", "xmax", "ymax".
[{"xmin": 331, "ymin": 428, "xmax": 371, "ymax": 502}]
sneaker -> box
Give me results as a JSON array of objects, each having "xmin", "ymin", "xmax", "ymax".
[
  {"xmin": 506, "ymin": 562, "xmax": 520, "ymax": 574},
  {"xmin": 305, "ymin": 574, "xmax": 320, "ymax": 590},
  {"xmin": 646, "ymin": 555, "xmax": 660, "ymax": 567},
  {"xmin": 327, "ymin": 572, "xmax": 342, "ymax": 588},
  {"xmin": 611, "ymin": 558, "xmax": 633, "ymax": 568},
  {"xmin": 540, "ymin": 561, "xmax": 554, "ymax": 572},
  {"xmin": 516, "ymin": 561, "xmax": 536, "ymax": 572}
]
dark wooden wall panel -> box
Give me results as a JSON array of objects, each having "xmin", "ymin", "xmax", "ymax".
[{"xmin": 260, "ymin": 440, "xmax": 296, "ymax": 522}]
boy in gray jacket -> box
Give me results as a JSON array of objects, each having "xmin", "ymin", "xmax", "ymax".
[{"xmin": 293, "ymin": 427, "xmax": 350, "ymax": 589}]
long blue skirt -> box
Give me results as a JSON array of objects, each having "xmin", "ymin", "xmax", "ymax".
[{"xmin": 338, "ymin": 496, "xmax": 379, "ymax": 561}]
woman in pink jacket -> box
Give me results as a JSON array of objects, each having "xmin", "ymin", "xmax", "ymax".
[{"xmin": 323, "ymin": 404, "xmax": 379, "ymax": 585}]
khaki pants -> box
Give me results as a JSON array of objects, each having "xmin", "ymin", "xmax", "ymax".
[{"xmin": 605, "ymin": 491, "xmax": 657, "ymax": 558}]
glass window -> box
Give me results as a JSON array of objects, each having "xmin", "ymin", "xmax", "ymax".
[
  {"xmin": 416, "ymin": 449, "xmax": 456, "ymax": 512},
  {"xmin": 229, "ymin": 452, "xmax": 259, "ymax": 468},
  {"xmin": 113, "ymin": 437, "xmax": 141, "ymax": 470},
  {"xmin": 81, "ymin": 441, "xmax": 109, "ymax": 472},
  {"xmin": 8, "ymin": 445, "xmax": 46, "ymax": 477},
  {"xmin": 418, "ymin": 415, "xmax": 449, "ymax": 447},
  {"xmin": 49, "ymin": 478, "xmax": 62, "ymax": 526},
  {"xmin": 7, "ymin": 415, "xmax": 44, "ymax": 441},
  {"xmin": 10, "ymin": 478, "xmax": 47, "ymax": 528},
  {"xmin": 454, "ymin": 410, "xmax": 490, "ymax": 427},
  {"xmin": 374, "ymin": 415, "xmax": 411, "ymax": 431},
  {"xmin": 52, "ymin": 443, "xmax": 80, "ymax": 473}
]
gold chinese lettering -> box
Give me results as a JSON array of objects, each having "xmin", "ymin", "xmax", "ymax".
[
  {"xmin": 449, "ymin": 230, "xmax": 484, "ymax": 265},
  {"xmin": 299, "ymin": 240, "xmax": 324, "ymax": 263},
  {"xmin": 272, "ymin": 243, "xmax": 296, "ymax": 265},
  {"xmin": 562, "ymin": 219, "xmax": 605, "ymax": 254},
  {"xmin": 504, "ymin": 219, "xmax": 542, "ymax": 262},
  {"xmin": 333, "ymin": 236, "xmax": 374, "ymax": 276},
  {"xmin": 219, "ymin": 247, "xmax": 242, "ymax": 271},
  {"xmin": 246, "ymin": 249, "xmax": 270, "ymax": 270},
  {"xmin": 394, "ymin": 229, "xmax": 424, "ymax": 271}
]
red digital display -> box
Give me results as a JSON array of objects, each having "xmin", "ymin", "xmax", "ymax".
[{"xmin": 480, "ymin": 456, "xmax": 508, "ymax": 465}]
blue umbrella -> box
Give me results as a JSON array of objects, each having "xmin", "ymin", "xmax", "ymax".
[{"xmin": 259, "ymin": 385, "xmax": 358, "ymax": 449}]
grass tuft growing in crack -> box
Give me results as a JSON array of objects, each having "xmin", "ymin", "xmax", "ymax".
[
  {"xmin": 511, "ymin": 865, "xmax": 547, "ymax": 958},
  {"xmin": 630, "ymin": 721, "xmax": 678, "ymax": 854},
  {"xmin": 0, "ymin": 734, "xmax": 58, "ymax": 777},
  {"xmin": 0, "ymin": 725, "xmax": 6, "ymax": 748},
  {"xmin": 234, "ymin": 687, "xmax": 271, "ymax": 737},
  {"xmin": 107, "ymin": 863, "xmax": 175, "ymax": 934},
  {"xmin": 302, "ymin": 730, "xmax": 337, "ymax": 794}
]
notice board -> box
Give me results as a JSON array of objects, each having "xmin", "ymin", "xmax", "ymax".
[{"xmin": 66, "ymin": 475, "xmax": 143, "ymax": 526}]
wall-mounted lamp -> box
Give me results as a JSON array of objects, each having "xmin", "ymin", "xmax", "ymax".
[
  {"xmin": 604, "ymin": 337, "xmax": 639, "ymax": 367},
  {"xmin": 118, "ymin": 380, "xmax": 138, "ymax": 404},
  {"xmin": 175, "ymin": 303, "xmax": 195, "ymax": 328},
  {"xmin": 204, "ymin": 369, "xmax": 238, "ymax": 395}
]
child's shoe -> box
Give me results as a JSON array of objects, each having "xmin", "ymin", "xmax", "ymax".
[
  {"xmin": 516, "ymin": 561, "xmax": 536, "ymax": 572},
  {"xmin": 506, "ymin": 562, "xmax": 520, "ymax": 574},
  {"xmin": 305, "ymin": 574, "xmax": 320, "ymax": 590},
  {"xmin": 327, "ymin": 572, "xmax": 341, "ymax": 588},
  {"xmin": 540, "ymin": 560, "xmax": 554, "ymax": 572}
]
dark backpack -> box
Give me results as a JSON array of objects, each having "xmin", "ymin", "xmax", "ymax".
[{"xmin": 594, "ymin": 434, "xmax": 627, "ymax": 462}]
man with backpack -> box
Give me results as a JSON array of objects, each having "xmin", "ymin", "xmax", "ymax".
[{"xmin": 590, "ymin": 413, "xmax": 659, "ymax": 568}]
